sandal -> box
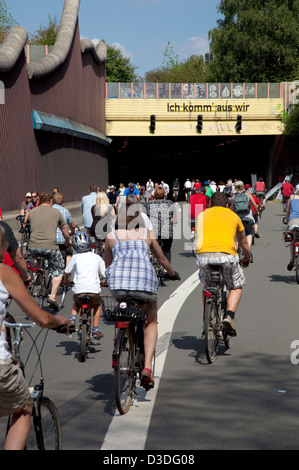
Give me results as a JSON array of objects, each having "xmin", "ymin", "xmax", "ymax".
[{"xmin": 141, "ymin": 368, "xmax": 155, "ymax": 390}]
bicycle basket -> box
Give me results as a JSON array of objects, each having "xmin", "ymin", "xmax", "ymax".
[{"xmin": 104, "ymin": 297, "xmax": 147, "ymax": 322}]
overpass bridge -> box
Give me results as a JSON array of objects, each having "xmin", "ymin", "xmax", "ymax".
[
  {"xmin": 105, "ymin": 81, "xmax": 298, "ymax": 186},
  {"xmin": 105, "ymin": 82, "xmax": 287, "ymax": 137}
]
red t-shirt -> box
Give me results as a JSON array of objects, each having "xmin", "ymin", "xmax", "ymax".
[
  {"xmin": 255, "ymin": 181, "xmax": 266, "ymax": 192},
  {"xmin": 281, "ymin": 182, "xmax": 293, "ymax": 196},
  {"xmin": 189, "ymin": 193, "xmax": 209, "ymax": 219},
  {"xmin": 193, "ymin": 182, "xmax": 201, "ymax": 191}
]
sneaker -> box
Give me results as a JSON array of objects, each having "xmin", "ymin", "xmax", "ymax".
[
  {"xmin": 287, "ymin": 262, "xmax": 294, "ymax": 271},
  {"xmin": 92, "ymin": 330, "xmax": 104, "ymax": 339},
  {"xmin": 141, "ymin": 368, "xmax": 155, "ymax": 390},
  {"xmin": 68, "ymin": 319, "xmax": 76, "ymax": 333},
  {"xmin": 222, "ymin": 315, "xmax": 237, "ymax": 337}
]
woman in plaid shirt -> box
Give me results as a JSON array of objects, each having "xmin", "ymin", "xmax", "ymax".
[{"xmin": 105, "ymin": 196, "xmax": 179, "ymax": 391}]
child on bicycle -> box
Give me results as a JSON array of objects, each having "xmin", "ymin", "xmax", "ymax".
[{"xmin": 63, "ymin": 231, "xmax": 106, "ymax": 339}]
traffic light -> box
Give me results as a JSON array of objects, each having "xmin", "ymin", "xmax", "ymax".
[
  {"xmin": 150, "ymin": 114, "xmax": 156, "ymax": 133},
  {"xmin": 235, "ymin": 114, "xmax": 242, "ymax": 133},
  {"xmin": 196, "ymin": 115, "xmax": 203, "ymax": 133}
]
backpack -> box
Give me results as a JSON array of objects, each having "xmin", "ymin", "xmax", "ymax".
[
  {"xmin": 223, "ymin": 185, "xmax": 233, "ymax": 197},
  {"xmin": 233, "ymin": 192, "xmax": 251, "ymax": 218}
]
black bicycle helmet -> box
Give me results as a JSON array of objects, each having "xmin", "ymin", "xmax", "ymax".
[{"xmin": 72, "ymin": 231, "xmax": 91, "ymax": 253}]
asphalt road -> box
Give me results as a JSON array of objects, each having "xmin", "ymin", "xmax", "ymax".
[{"xmin": 1, "ymin": 200, "xmax": 299, "ymax": 451}]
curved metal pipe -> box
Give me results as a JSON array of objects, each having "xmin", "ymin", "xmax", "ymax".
[{"xmin": 0, "ymin": 26, "xmax": 28, "ymax": 72}]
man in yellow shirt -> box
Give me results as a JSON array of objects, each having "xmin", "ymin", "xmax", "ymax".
[{"xmin": 196, "ymin": 192, "xmax": 250, "ymax": 336}]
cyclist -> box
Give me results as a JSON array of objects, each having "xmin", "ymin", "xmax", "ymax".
[
  {"xmin": 28, "ymin": 192, "xmax": 72, "ymax": 311},
  {"xmin": 105, "ymin": 196, "xmax": 179, "ymax": 390},
  {"xmin": 245, "ymin": 185, "xmax": 262, "ymax": 238},
  {"xmin": 183, "ymin": 178, "xmax": 192, "ymax": 201},
  {"xmin": 195, "ymin": 192, "xmax": 250, "ymax": 337},
  {"xmin": 0, "ymin": 226, "xmax": 68, "ymax": 450},
  {"xmin": 281, "ymin": 177, "xmax": 294, "ymax": 212},
  {"xmin": 189, "ymin": 186, "xmax": 210, "ymax": 231},
  {"xmin": 285, "ymin": 186, "xmax": 299, "ymax": 271},
  {"xmin": 172, "ymin": 178, "xmax": 180, "ymax": 201},
  {"xmin": 64, "ymin": 231, "xmax": 106, "ymax": 339},
  {"xmin": 90, "ymin": 191, "xmax": 116, "ymax": 252},
  {"xmin": 230, "ymin": 181, "xmax": 258, "ymax": 259},
  {"xmin": 52, "ymin": 192, "xmax": 76, "ymax": 266},
  {"xmin": 254, "ymin": 177, "xmax": 267, "ymax": 210},
  {"xmin": 145, "ymin": 186, "xmax": 177, "ymax": 262}
]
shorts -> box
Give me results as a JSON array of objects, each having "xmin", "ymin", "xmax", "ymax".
[
  {"xmin": 241, "ymin": 218, "xmax": 254, "ymax": 236},
  {"xmin": 0, "ymin": 359, "xmax": 32, "ymax": 417},
  {"xmin": 29, "ymin": 247, "xmax": 64, "ymax": 277},
  {"xmin": 73, "ymin": 293, "xmax": 101, "ymax": 308},
  {"xmin": 256, "ymin": 191, "xmax": 265, "ymax": 198},
  {"xmin": 196, "ymin": 252, "xmax": 245, "ymax": 290},
  {"xmin": 110, "ymin": 289, "xmax": 157, "ymax": 303}
]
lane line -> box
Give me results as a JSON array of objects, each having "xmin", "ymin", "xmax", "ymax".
[{"xmin": 101, "ymin": 271, "xmax": 200, "ymax": 450}]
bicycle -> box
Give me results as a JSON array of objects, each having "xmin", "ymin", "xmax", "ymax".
[
  {"xmin": 104, "ymin": 294, "xmax": 155, "ymax": 415},
  {"xmin": 4, "ymin": 313, "xmax": 64, "ymax": 450},
  {"xmin": 69, "ymin": 293, "xmax": 103, "ymax": 362},
  {"xmin": 16, "ymin": 215, "xmax": 30, "ymax": 258},
  {"xmin": 202, "ymin": 265, "xmax": 232, "ymax": 363},
  {"xmin": 28, "ymin": 254, "xmax": 67, "ymax": 310},
  {"xmin": 284, "ymin": 225, "xmax": 299, "ymax": 283}
]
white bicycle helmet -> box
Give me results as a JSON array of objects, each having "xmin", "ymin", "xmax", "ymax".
[{"xmin": 72, "ymin": 231, "xmax": 91, "ymax": 253}]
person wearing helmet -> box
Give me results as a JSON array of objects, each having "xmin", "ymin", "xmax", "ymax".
[{"xmin": 63, "ymin": 231, "xmax": 106, "ymax": 339}]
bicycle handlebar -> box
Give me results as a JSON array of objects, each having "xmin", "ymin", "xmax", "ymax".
[{"xmin": 162, "ymin": 271, "xmax": 181, "ymax": 281}]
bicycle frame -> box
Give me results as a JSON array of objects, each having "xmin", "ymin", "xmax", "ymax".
[
  {"xmin": 76, "ymin": 295, "xmax": 94, "ymax": 362},
  {"xmin": 203, "ymin": 265, "xmax": 231, "ymax": 363},
  {"xmin": 107, "ymin": 297, "xmax": 149, "ymax": 414}
]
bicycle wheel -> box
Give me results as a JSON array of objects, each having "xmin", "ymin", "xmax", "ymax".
[
  {"xmin": 204, "ymin": 300, "xmax": 219, "ymax": 363},
  {"xmin": 114, "ymin": 328, "xmax": 135, "ymax": 415},
  {"xmin": 30, "ymin": 271, "xmax": 45, "ymax": 307},
  {"xmin": 79, "ymin": 323, "xmax": 88, "ymax": 362},
  {"xmin": 295, "ymin": 255, "xmax": 299, "ymax": 284},
  {"xmin": 27, "ymin": 397, "xmax": 62, "ymax": 450}
]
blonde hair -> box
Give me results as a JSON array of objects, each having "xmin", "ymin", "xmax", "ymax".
[{"xmin": 94, "ymin": 191, "xmax": 110, "ymax": 217}]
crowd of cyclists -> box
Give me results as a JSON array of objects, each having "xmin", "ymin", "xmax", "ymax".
[{"xmin": 2, "ymin": 175, "xmax": 299, "ymax": 449}]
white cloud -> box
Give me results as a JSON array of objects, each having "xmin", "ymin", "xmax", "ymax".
[
  {"xmin": 111, "ymin": 41, "xmax": 134, "ymax": 61},
  {"xmin": 178, "ymin": 36, "xmax": 210, "ymax": 60}
]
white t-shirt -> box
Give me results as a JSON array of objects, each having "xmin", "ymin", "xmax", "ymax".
[{"xmin": 65, "ymin": 251, "xmax": 106, "ymax": 294}]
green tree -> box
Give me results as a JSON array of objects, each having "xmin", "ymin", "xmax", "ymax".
[
  {"xmin": 208, "ymin": 0, "xmax": 299, "ymax": 82},
  {"xmin": 145, "ymin": 42, "xmax": 208, "ymax": 82},
  {"xmin": 29, "ymin": 15, "xmax": 58, "ymax": 45},
  {"xmin": 106, "ymin": 44, "xmax": 138, "ymax": 82},
  {"xmin": 0, "ymin": 0, "xmax": 18, "ymax": 43},
  {"xmin": 283, "ymin": 105, "xmax": 299, "ymax": 137}
]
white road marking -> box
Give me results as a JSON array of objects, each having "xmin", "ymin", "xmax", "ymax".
[{"xmin": 101, "ymin": 271, "xmax": 200, "ymax": 450}]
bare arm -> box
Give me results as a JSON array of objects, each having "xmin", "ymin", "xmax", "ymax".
[
  {"xmin": 59, "ymin": 224, "xmax": 71, "ymax": 245},
  {"xmin": 1, "ymin": 265, "xmax": 68, "ymax": 329}
]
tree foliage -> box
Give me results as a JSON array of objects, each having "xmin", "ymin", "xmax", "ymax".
[
  {"xmin": 145, "ymin": 42, "xmax": 208, "ymax": 83},
  {"xmin": 106, "ymin": 44, "xmax": 138, "ymax": 82},
  {"xmin": 0, "ymin": 0, "xmax": 17, "ymax": 43},
  {"xmin": 29, "ymin": 15, "xmax": 59, "ymax": 45},
  {"xmin": 208, "ymin": 0, "xmax": 299, "ymax": 82}
]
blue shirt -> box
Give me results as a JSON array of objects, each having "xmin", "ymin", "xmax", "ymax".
[
  {"xmin": 289, "ymin": 198, "xmax": 299, "ymax": 220},
  {"xmin": 81, "ymin": 192, "xmax": 97, "ymax": 228},
  {"xmin": 124, "ymin": 187, "xmax": 139, "ymax": 196}
]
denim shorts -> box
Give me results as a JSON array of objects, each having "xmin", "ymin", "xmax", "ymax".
[{"xmin": 29, "ymin": 247, "xmax": 64, "ymax": 277}]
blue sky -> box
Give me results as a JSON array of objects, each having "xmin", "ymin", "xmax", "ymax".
[{"xmin": 7, "ymin": 0, "xmax": 221, "ymax": 77}]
